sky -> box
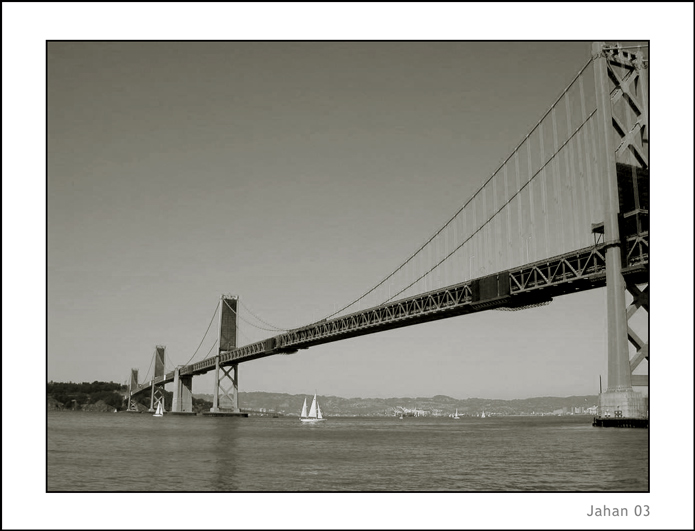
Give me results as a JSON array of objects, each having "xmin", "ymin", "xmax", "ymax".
[
  {"xmin": 3, "ymin": 3, "xmax": 694, "ymax": 530},
  {"xmin": 44, "ymin": 39, "xmax": 647, "ymax": 400}
]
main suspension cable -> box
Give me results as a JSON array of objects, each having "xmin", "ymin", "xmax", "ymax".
[
  {"xmin": 140, "ymin": 348, "xmax": 155, "ymax": 384},
  {"xmin": 181, "ymin": 302, "xmax": 220, "ymax": 366},
  {"xmin": 321, "ymin": 56, "xmax": 594, "ymax": 321},
  {"xmin": 224, "ymin": 298, "xmax": 287, "ymax": 333},
  {"xmin": 384, "ymin": 109, "xmax": 597, "ymax": 304},
  {"xmin": 238, "ymin": 298, "xmax": 288, "ymax": 332}
]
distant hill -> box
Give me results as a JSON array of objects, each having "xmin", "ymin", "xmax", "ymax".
[
  {"xmin": 47, "ymin": 381, "xmax": 597, "ymax": 416},
  {"xmin": 194, "ymin": 391, "xmax": 598, "ymax": 417}
]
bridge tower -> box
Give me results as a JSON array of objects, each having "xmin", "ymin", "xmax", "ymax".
[
  {"xmin": 210, "ymin": 294, "xmax": 240, "ymax": 413},
  {"xmin": 148, "ymin": 345, "xmax": 167, "ymax": 412},
  {"xmin": 126, "ymin": 368, "xmax": 139, "ymax": 412},
  {"xmin": 592, "ymin": 42, "xmax": 649, "ymax": 426}
]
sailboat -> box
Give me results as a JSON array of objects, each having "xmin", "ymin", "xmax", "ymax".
[
  {"xmin": 299, "ymin": 393, "xmax": 325, "ymax": 422},
  {"xmin": 153, "ymin": 402, "xmax": 164, "ymax": 417},
  {"xmin": 481, "ymin": 411, "xmax": 486, "ymax": 419},
  {"xmin": 453, "ymin": 409, "xmax": 460, "ymax": 419}
]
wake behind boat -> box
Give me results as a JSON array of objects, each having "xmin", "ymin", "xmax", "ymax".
[{"xmin": 299, "ymin": 393, "xmax": 325, "ymax": 422}]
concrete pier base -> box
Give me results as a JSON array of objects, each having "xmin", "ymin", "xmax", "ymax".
[
  {"xmin": 597, "ymin": 389, "xmax": 647, "ymax": 419},
  {"xmin": 593, "ymin": 416, "xmax": 648, "ymax": 428},
  {"xmin": 169, "ymin": 411, "xmax": 196, "ymax": 416},
  {"xmin": 593, "ymin": 389, "xmax": 648, "ymax": 428},
  {"xmin": 172, "ymin": 368, "xmax": 194, "ymax": 413}
]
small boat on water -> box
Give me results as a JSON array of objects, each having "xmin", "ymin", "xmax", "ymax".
[
  {"xmin": 453, "ymin": 409, "xmax": 460, "ymax": 419},
  {"xmin": 153, "ymin": 402, "xmax": 164, "ymax": 417},
  {"xmin": 481, "ymin": 411, "xmax": 486, "ymax": 419},
  {"xmin": 299, "ymin": 393, "xmax": 325, "ymax": 422}
]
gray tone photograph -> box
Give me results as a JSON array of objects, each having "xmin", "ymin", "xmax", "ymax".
[{"xmin": 4, "ymin": 3, "xmax": 693, "ymax": 531}]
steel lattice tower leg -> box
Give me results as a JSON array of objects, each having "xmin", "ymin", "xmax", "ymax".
[
  {"xmin": 210, "ymin": 295, "xmax": 240, "ymax": 413},
  {"xmin": 126, "ymin": 368, "xmax": 140, "ymax": 412},
  {"xmin": 148, "ymin": 346, "xmax": 167, "ymax": 412},
  {"xmin": 592, "ymin": 42, "xmax": 649, "ymax": 424}
]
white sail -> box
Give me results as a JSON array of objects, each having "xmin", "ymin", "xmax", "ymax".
[
  {"xmin": 154, "ymin": 402, "xmax": 163, "ymax": 417},
  {"xmin": 299, "ymin": 392, "xmax": 326, "ymax": 422},
  {"xmin": 308, "ymin": 394, "xmax": 318, "ymax": 418}
]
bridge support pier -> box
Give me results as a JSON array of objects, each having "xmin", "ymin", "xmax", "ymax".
[
  {"xmin": 126, "ymin": 395, "xmax": 140, "ymax": 412},
  {"xmin": 209, "ymin": 295, "xmax": 241, "ymax": 413},
  {"xmin": 149, "ymin": 346, "xmax": 167, "ymax": 412},
  {"xmin": 148, "ymin": 382, "xmax": 165, "ymax": 413},
  {"xmin": 210, "ymin": 360, "xmax": 239, "ymax": 413},
  {"xmin": 126, "ymin": 368, "xmax": 140, "ymax": 412},
  {"xmin": 172, "ymin": 368, "xmax": 194, "ymax": 413},
  {"xmin": 627, "ymin": 282, "xmax": 649, "ymax": 412},
  {"xmin": 210, "ymin": 355, "xmax": 221, "ymax": 412},
  {"xmin": 592, "ymin": 42, "xmax": 648, "ymax": 425}
]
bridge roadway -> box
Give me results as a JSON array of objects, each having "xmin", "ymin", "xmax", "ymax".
[{"xmin": 132, "ymin": 234, "xmax": 648, "ymax": 396}]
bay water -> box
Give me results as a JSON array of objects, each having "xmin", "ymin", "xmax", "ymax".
[{"xmin": 47, "ymin": 411, "xmax": 647, "ymax": 492}]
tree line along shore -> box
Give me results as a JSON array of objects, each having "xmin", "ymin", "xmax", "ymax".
[{"xmin": 47, "ymin": 381, "xmax": 211, "ymax": 413}]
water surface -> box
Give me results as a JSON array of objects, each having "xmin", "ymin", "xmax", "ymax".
[{"xmin": 47, "ymin": 412, "xmax": 648, "ymax": 491}]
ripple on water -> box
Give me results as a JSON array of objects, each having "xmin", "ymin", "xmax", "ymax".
[{"xmin": 47, "ymin": 413, "xmax": 647, "ymax": 491}]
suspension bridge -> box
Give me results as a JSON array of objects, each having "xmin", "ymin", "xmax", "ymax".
[{"xmin": 126, "ymin": 42, "xmax": 648, "ymax": 426}]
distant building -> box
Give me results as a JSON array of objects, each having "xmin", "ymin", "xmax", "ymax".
[{"xmin": 402, "ymin": 408, "xmax": 429, "ymax": 417}]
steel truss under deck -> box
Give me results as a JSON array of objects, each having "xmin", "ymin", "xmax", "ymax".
[{"xmin": 131, "ymin": 234, "xmax": 647, "ymax": 396}]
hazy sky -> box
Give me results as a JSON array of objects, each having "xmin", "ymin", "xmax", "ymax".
[
  {"xmin": 44, "ymin": 39, "xmax": 654, "ymax": 400},
  {"xmin": 4, "ymin": 3, "xmax": 694, "ymax": 530}
]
